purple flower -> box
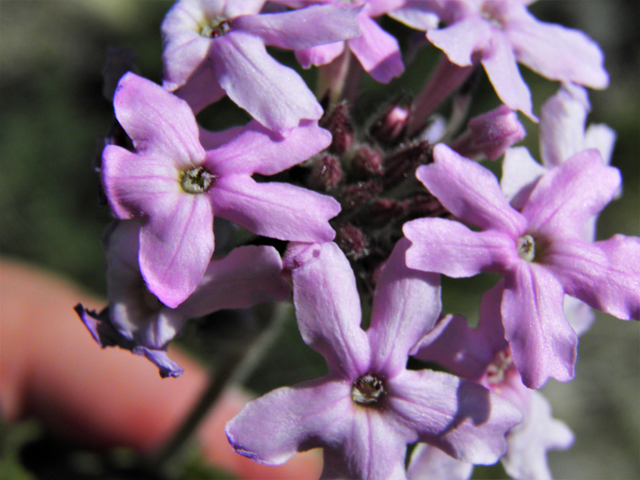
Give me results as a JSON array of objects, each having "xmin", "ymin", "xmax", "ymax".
[
  {"xmin": 502, "ymin": 83, "xmax": 617, "ymax": 211},
  {"xmin": 403, "ymin": 144, "xmax": 640, "ymax": 388},
  {"xmin": 101, "ymin": 73, "xmax": 340, "ymax": 307},
  {"xmin": 295, "ymin": 0, "xmax": 413, "ymax": 83},
  {"xmin": 408, "ymin": 391, "xmax": 571, "ymax": 480},
  {"xmin": 409, "ymin": 292, "xmax": 573, "ymax": 480},
  {"xmin": 226, "ymin": 240, "xmax": 522, "ymax": 479},
  {"xmin": 76, "ymin": 220, "xmax": 290, "ymax": 377},
  {"xmin": 501, "ymin": 83, "xmax": 618, "ymax": 334},
  {"xmin": 421, "ymin": 0, "xmax": 609, "ymax": 119},
  {"xmin": 161, "ymin": 0, "xmax": 361, "ymax": 131},
  {"xmin": 407, "ymin": 444, "xmax": 474, "ymax": 480}
]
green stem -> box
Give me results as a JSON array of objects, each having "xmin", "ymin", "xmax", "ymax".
[{"xmin": 148, "ymin": 302, "xmax": 290, "ymax": 475}]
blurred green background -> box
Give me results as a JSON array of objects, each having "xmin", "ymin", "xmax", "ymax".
[{"xmin": 1, "ymin": 1, "xmax": 638, "ymax": 478}]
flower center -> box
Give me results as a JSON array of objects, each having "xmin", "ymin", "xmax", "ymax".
[
  {"xmin": 200, "ymin": 19, "xmax": 231, "ymax": 38},
  {"xmin": 485, "ymin": 348, "xmax": 514, "ymax": 385},
  {"xmin": 180, "ymin": 166, "xmax": 215, "ymax": 194},
  {"xmin": 351, "ymin": 374, "xmax": 384, "ymax": 405},
  {"xmin": 516, "ymin": 234, "xmax": 536, "ymax": 262}
]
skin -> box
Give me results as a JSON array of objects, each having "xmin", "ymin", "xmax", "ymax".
[{"xmin": 0, "ymin": 257, "xmax": 321, "ymax": 479}]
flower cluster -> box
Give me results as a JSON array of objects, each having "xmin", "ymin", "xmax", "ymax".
[{"xmin": 77, "ymin": 1, "xmax": 638, "ymax": 478}]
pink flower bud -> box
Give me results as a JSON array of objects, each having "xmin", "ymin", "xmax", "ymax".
[
  {"xmin": 369, "ymin": 102, "xmax": 409, "ymax": 145},
  {"xmin": 451, "ymin": 105, "xmax": 525, "ymax": 161}
]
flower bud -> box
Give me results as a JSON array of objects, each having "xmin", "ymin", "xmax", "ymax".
[
  {"xmin": 336, "ymin": 224, "xmax": 367, "ymax": 259},
  {"xmin": 309, "ymin": 153, "xmax": 343, "ymax": 191},
  {"xmin": 383, "ymin": 141, "xmax": 432, "ymax": 185},
  {"xmin": 368, "ymin": 199, "xmax": 405, "ymax": 227},
  {"xmin": 369, "ymin": 101, "xmax": 409, "ymax": 145},
  {"xmin": 339, "ymin": 181, "xmax": 383, "ymax": 211},
  {"xmin": 405, "ymin": 194, "xmax": 449, "ymax": 220},
  {"xmin": 351, "ymin": 145, "xmax": 383, "ymax": 179},
  {"xmin": 320, "ymin": 101, "xmax": 354, "ymax": 154},
  {"xmin": 451, "ymin": 105, "xmax": 525, "ymax": 161}
]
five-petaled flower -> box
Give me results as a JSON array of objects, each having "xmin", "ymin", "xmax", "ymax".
[
  {"xmin": 421, "ymin": 0, "xmax": 609, "ymax": 119},
  {"xmin": 409, "ymin": 296, "xmax": 573, "ymax": 480},
  {"xmin": 226, "ymin": 240, "xmax": 522, "ymax": 479},
  {"xmin": 161, "ymin": 0, "xmax": 361, "ymax": 131},
  {"xmin": 501, "ymin": 83, "xmax": 618, "ymax": 334},
  {"xmin": 404, "ymin": 143, "xmax": 640, "ymax": 388},
  {"xmin": 295, "ymin": 0, "xmax": 417, "ymax": 83},
  {"xmin": 101, "ymin": 73, "xmax": 340, "ymax": 307}
]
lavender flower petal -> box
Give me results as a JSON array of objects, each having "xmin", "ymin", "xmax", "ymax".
[
  {"xmin": 226, "ymin": 376, "xmax": 352, "ymax": 465},
  {"xmin": 204, "ymin": 120, "xmax": 331, "ymax": 176},
  {"xmin": 210, "ymin": 176, "xmax": 339, "ymax": 243},
  {"xmin": 404, "ymin": 218, "xmax": 517, "ymax": 278},
  {"xmin": 501, "ymin": 262, "xmax": 577, "ymax": 388},
  {"xmin": 545, "ymin": 236, "xmax": 640, "ymax": 321},
  {"xmin": 367, "ymin": 239, "xmax": 441, "ymax": 377},
  {"xmin": 138, "ymin": 193, "xmax": 214, "ymax": 308},
  {"xmin": 179, "ymin": 245, "xmax": 290, "ymax": 318},
  {"xmin": 233, "ymin": 4, "xmax": 361, "ymax": 50},
  {"xmin": 502, "ymin": 391, "xmax": 574, "ymax": 480},
  {"xmin": 209, "ymin": 31, "xmax": 324, "ymax": 131},
  {"xmin": 480, "ymin": 34, "xmax": 535, "ymax": 120},
  {"xmin": 349, "ymin": 13, "xmax": 404, "ymax": 83},
  {"xmin": 290, "ymin": 242, "xmax": 371, "ymax": 378},
  {"xmin": 521, "ymin": 150, "xmax": 621, "ymax": 239},
  {"xmin": 114, "ymin": 72, "xmax": 204, "ymax": 163},
  {"xmin": 427, "ymin": 16, "xmax": 492, "ymax": 66},
  {"xmin": 418, "ymin": 144, "xmax": 527, "ymax": 237},
  {"xmin": 388, "ymin": 369, "xmax": 522, "ymax": 464},
  {"xmin": 407, "ymin": 444, "xmax": 473, "ymax": 480},
  {"xmin": 505, "ymin": 8, "xmax": 609, "ymax": 89}
]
